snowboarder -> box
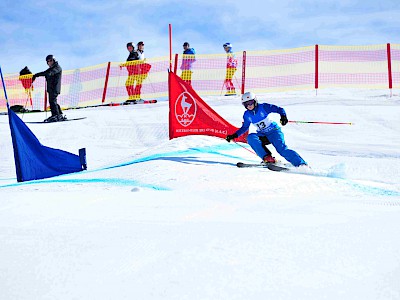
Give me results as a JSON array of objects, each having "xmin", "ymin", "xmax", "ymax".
[
  {"xmin": 32, "ymin": 55, "xmax": 65, "ymax": 122},
  {"xmin": 180, "ymin": 42, "xmax": 196, "ymax": 86},
  {"xmin": 225, "ymin": 92, "xmax": 308, "ymax": 167}
]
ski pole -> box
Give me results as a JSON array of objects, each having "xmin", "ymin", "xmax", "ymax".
[
  {"xmin": 220, "ymin": 81, "xmax": 225, "ymax": 96},
  {"xmin": 146, "ymin": 73, "xmax": 156, "ymax": 94},
  {"xmin": 21, "ymin": 83, "xmax": 34, "ymax": 120},
  {"xmin": 289, "ymin": 120, "xmax": 353, "ymax": 125},
  {"xmin": 114, "ymin": 64, "xmax": 122, "ymax": 103},
  {"xmin": 233, "ymin": 141, "xmax": 257, "ymax": 156},
  {"xmin": 21, "ymin": 91, "xmax": 30, "ymax": 120}
]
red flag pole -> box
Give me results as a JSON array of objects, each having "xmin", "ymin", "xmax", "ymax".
[
  {"xmin": 289, "ymin": 120, "xmax": 353, "ymax": 125},
  {"xmin": 169, "ymin": 24, "xmax": 172, "ymax": 71},
  {"xmin": 174, "ymin": 53, "xmax": 178, "ymax": 74}
]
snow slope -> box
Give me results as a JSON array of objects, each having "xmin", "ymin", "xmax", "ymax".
[{"xmin": 1, "ymin": 89, "xmax": 400, "ymax": 299}]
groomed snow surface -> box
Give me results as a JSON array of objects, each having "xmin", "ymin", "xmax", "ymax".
[{"xmin": 1, "ymin": 89, "xmax": 400, "ymax": 299}]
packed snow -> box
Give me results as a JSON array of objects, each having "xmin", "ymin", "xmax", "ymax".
[{"xmin": 1, "ymin": 88, "xmax": 400, "ymax": 299}]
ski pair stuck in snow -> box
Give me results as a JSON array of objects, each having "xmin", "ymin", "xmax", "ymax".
[
  {"xmin": 101, "ymin": 99, "xmax": 158, "ymax": 107},
  {"xmin": 236, "ymin": 162, "xmax": 290, "ymax": 172},
  {"xmin": 123, "ymin": 99, "xmax": 157, "ymax": 105}
]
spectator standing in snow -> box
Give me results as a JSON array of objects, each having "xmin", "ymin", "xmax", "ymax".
[
  {"xmin": 136, "ymin": 41, "xmax": 145, "ymax": 60},
  {"xmin": 120, "ymin": 42, "xmax": 139, "ymax": 101},
  {"xmin": 133, "ymin": 41, "xmax": 151, "ymax": 101},
  {"xmin": 120, "ymin": 41, "xmax": 151, "ymax": 102},
  {"xmin": 180, "ymin": 42, "xmax": 196, "ymax": 86},
  {"xmin": 226, "ymin": 92, "xmax": 308, "ymax": 167},
  {"xmin": 223, "ymin": 42, "xmax": 237, "ymax": 96},
  {"xmin": 32, "ymin": 55, "xmax": 65, "ymax": 122}
]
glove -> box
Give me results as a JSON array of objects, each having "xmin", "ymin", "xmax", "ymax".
[
  {"xmin": 226, "ymin": 133, "xmax": 238, "ymax": 142},
  {"xmin": 280, "ymin": 114, "xmax": 288, "ymax": 126}
]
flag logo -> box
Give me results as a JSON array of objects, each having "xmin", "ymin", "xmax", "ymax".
[{"xmin": 175, "ymin": 91, "xmax": 197, "ymax": 127}]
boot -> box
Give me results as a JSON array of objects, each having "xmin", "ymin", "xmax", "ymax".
[
  {"xmin": 263, "ymin": 154, "xmax": 277, "ymax": 164},
  {"xmin": 57, "ymin": 114, "xmax": 67, "ymax": 121},
  {"xmin": 44, "ymin": 115, "xmax": 58, "ymax": 123}
]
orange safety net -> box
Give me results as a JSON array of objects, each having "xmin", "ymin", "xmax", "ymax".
[
  {"xmin": 1, "ymin": 44, "xmax": 398, "ymax": 113},
  {"xmin": 319, "ymin": 44, "xmax": 390, "ymax": 89}
]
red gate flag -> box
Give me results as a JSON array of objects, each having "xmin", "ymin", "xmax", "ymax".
[{"xmin": 168, "ymin": 71, "xmax": 247, "ymax": 143}]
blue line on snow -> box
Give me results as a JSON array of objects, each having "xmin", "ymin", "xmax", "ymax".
[
  {"xmin": 1, "ymin": 143, "xmax": 399, "ymax": 197},
  {"xmin": 0, "ymin": 177, "xmax": 170, "ymax": 190},
  {"xmin": 95, "ymin": 144, "xmax": 246, "ymax": 171},
  {"xmin": 344, "ymin": 181, "xmax": 400, "ymax": 197}
]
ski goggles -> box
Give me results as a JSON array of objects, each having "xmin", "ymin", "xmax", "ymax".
[{"xmin": 243, "ymin": 99, "xmax": 256, "ymax": 107}]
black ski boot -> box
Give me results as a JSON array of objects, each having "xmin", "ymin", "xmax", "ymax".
[
  {"xmin": 57, "ymin": 114, "xmax": 67, "ymax": 121},
  {"xmin": 44, "ymin": 115, "xmax": 58, "ymax": 123}
]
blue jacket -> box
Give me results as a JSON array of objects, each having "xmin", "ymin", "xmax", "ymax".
[
  {"xmin": 236, "ymin": 103, "xmax": 286, "ymax": 136},
  {"xmin": 180, "ymin": 48, "xmax": 196, "ymax": 70},
  {"xmin": 184, "ymin": 48, "xmax": 196, "ymax": 55}
]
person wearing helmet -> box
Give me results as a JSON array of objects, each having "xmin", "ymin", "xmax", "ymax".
[
  {"xmin": 32, "ymin": 55, "xmax": 65, "ymax": 122},
  {"xmin": 223, "ymin": 42, "xmax": 237, "ymax": 96},
  {"xmin": 180, "ymin": 42, "xmax": 196, "ymax": 86},
  {"xmin": 226, "ymin": 92, "xmax": 307, "ymax": 167}
]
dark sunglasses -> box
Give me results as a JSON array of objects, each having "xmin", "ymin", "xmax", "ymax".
[{"xmin": 243, "ymin": 100, "xmax": 255, "ymax": 107}]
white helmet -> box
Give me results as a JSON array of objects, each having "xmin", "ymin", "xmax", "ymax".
[{"xmin": 241, "ymin": 92, "xmax": 257, "ymax": 104}]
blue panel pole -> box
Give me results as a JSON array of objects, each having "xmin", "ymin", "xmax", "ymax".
[{"xmin": 0, "ymin": 66, "xmax": 10, "ymax": 108}]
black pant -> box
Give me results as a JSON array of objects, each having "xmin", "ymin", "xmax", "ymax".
[
  {"xmin": 49, "ymin": 92, "xmax": 62, "ymax": 116},
  {"xmin": 259, "ymin": 136, "xmax": 272, "ymax": 156}
]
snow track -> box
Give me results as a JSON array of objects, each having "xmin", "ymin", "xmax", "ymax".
[{"xmin": 1, "ymin": 89, "xmax": 400, "ymax": 299}]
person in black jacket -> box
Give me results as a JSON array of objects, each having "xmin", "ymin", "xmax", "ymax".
[
  {"xmin": 120, "ymin": 42, "xmax": 141, "ymax": 101},
  {"xmin": 32, "ymin": 55, "xmax": 65, "ymax": 122}
]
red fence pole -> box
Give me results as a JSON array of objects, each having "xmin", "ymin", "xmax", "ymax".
[
  {"xmin": 387, "ymin": 43, "xmax": 392, "ymax": 95},
  {"xmin": 315, "ymin": 44, "xmax": 319, "ymax": 93},
  {"xmin": 102, "ymin": 62, "xmax": 111, "ymax": 104},
  {"xmin": 174, "ymin": 53, "xmax": 178, "ymax": 74},
  {"xmin": 241, "ymin": 51, "xmax": 246, "ymax": 94}
]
